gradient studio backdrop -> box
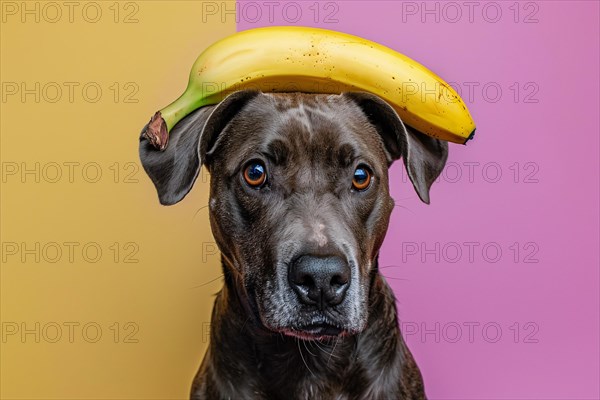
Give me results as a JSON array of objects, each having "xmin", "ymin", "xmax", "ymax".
[{"xmin": 0, "ymin": 1, "xmax": 598, "ymax": 399}]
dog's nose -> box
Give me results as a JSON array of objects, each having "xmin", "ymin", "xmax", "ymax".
[{"xmin": 289, "ymin": 255, "xmax": 350, "ymax": 310}]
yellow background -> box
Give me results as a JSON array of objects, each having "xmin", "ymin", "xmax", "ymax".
[{"xmin": 0, "ymin": 1, "xmax": 236, "ymax": 398}]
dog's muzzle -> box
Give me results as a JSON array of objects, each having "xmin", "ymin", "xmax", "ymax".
[{"xmin": 282, "ymin": 254, "xmax": 351, "ymax": 338}]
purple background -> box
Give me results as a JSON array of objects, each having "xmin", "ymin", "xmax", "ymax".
[{"xmin": 237, "ymin": 1, "xmax": 600, "ymax": 398}]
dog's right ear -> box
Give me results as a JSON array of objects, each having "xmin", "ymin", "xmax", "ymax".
[
  {"xmin": 139, "ymin": 90, "xmax": 260, "ymax": 205},
  {"xmin": 342, "ymin": 91, "xmax": 448, "ymax": 204}
]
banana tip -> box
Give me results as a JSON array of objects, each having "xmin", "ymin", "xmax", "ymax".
[
  {"xmin": 145, "ymin": 111, "xmax": 169, "ymax": 151},
  {"xmin": 464, "ymin": 128, "xmax": 476, "ymax": 144}
]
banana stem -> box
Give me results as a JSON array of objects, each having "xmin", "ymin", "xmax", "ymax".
[
  {"xmin": 144, "ymin": 88, "xmax": 207, "ymax": 151},
  {"xmin": 144, "ymin": 111, "xmax": 168, "ymax": 151}
]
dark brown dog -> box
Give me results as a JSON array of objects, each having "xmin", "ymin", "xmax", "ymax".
[{"xmin": 139, "ymin": 90, "xmax": 448, "ymax": 399}]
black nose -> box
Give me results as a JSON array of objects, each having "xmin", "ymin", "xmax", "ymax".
[{"xmin": 289, "ymin": 255, "xmax": 350, "ymax": 310}]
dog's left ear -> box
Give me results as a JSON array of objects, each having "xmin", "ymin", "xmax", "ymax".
[
  {"xmin": 139, "ymin": 90, "xmax": 260, "ymax": 205},
  {"xmin": 343, "ymin": 91, "xmax": 448, "ymax": 204}
]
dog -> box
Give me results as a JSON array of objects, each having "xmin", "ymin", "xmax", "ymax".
[{"xmin": 139, "ymin": 90, "xmax": 448, "ymax": 399}]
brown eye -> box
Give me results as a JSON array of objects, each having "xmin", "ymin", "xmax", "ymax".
[
  {"xmin": 243, "ymin": 161, "xmax": 266, "ymax": 187},
  {"xmin": 352, "ymin": 166, "xmax": 371, "ymax": 191}
]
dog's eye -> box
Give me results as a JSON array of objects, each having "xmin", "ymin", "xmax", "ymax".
[
  {"xmin": 352, "ymin": 166, "xmax": 372, "ymax": 191},
  {"xmin": 243, "ymin": 161, "xmax": 267, "ymax": 188}
]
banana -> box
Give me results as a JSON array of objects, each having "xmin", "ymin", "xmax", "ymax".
[{"xmin": 144, "ymin": 26, "xmax": 475, "ymax": 150}]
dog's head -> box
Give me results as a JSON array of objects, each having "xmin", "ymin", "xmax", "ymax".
[{"xmin": 140, "ymin": 90, "xmax": 447, "ymax": 340}]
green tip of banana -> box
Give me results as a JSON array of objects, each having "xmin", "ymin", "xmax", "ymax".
[{"xmin": 146, "ymin": 26, "xmax": 476, "ymax": 151}]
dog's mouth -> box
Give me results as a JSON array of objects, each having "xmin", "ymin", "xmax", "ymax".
[{"xmin": 280, "ymin": 322, "xmax": 347, "ymax": 341}]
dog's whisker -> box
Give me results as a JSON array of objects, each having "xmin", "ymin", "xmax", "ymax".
[
  {"xmin": 393, "ymin": 204, "xmax": 415, "ymax": 213},
  {"xmin": 304, "ymin": 340, "xmax": 317, "ymax": 357},
  {"xmin": 189, "ymin": 275, "xmax": 224, "ymax": 289},
  {"xmin": 312, "ymin": 339, "xmax": 335, "ymax": 360},
  {"xmin": 380, "ymin": 275, "xmax": 410, "ymax": 281},
  {"xmin": 324, "ymin": 336, "xmax": 341, "ymax": 366},
  {"xmin": 311, "ymin": 340, "xmax": 323, "ymax": 353},
  {"xmin": 221, "ymin": 253, "xmax": 244, "ymax": 280},
  {"xmin": 379, "ymin": 265, "xmax": 406, "ymax": 269},
  {"xmin": 307, "ymin": 338, "xmax": 319, "ymax": 352},
  {"xmin": 191, "ymin": 204, "xmax": 209, "ymax": 221},
  {"xmin": 315, "ymin": 336, "xmax": 339, "ymax": 366},
  {"xmin": 377, "ymin": 265, "xmax": 411, "ymax": 282},
  {"xmin": 297, "ymin": 338, "xmax": 316, "ymax": 378}
]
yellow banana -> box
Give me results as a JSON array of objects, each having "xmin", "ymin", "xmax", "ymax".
[{"xmin": 145, "ymin": 26, "xmax": 476, "ymax": 150}]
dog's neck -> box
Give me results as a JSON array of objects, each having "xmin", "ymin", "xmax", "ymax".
[{"xmin": 201, "ymin": 256, "xmax": 423, "ymax": 398}]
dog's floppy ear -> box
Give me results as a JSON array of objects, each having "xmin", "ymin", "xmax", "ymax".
[
  {"xmin": 139, "ymin": 90, "xmax": 260, "ymax": 205},
  {"xmin": 343, "ymin": 91, "xmax": 448, "ymax": 204}
]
